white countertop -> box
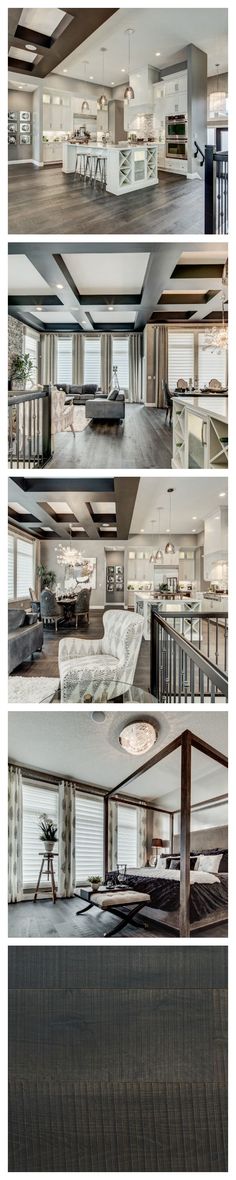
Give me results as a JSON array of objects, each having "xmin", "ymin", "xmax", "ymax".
[
  {"xmin": 65, "ymin": 140, "xmax": 158, "ymax": 151},
  {"xmin": 135, "ymin": 592, "xmax": 227, "ymax": 614},
  {"xmin": 174, "ymin": 394, "xmax": 228, "ymax": 423}
]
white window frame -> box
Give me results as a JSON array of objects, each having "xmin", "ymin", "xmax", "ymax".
[
  {"xmin": 56, "ymin": 335, "xmax": 73, "ymax": 385},
  {"xmin": 8, "ymin": 530, "xmax": 35, "ymax": 602},
  {"xmin": 84, "ymin": 336, "xmax": 101, "ymax": 386},
  {"xmin": 22, "ymin": 781, "xmax": 59, "ymax": 892},
  {"xmin": 117, "ymin": 804, "xmax": 138, "ymax": 866},
  {"xmin": 111, "ymin": 335, "xmax": 129, "ymax": 392},
  {"xmin": 75, "ymin": 792, "xmax": 104, "ymax": 884}
]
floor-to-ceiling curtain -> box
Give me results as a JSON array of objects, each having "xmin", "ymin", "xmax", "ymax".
[
  {"xmin": 8, "ymin": 765, "xmax": 23, "ymax": 903},
  {"xmin": 107, "ymin": 799, "xmax": 118, "ymax": 871},
  {"xmin": 58, "ymin": 780, "xmax": 76, "ymax": 897},
  {"xmin": 157, "ymin": 325, "xmax": 168, "ymax": 407},
  {"xmin": 137, "ymin": 806, "xmax": 147, "ymax": 866},
  {"xmin": 40, "ymin": 333, "xmax": 56, "ymax": 386},
  {"xmin": 128, "ymin": 333, "xmax": 143, "ymax": 402},
  {"xmin": 73, "ymin": 334, "xmax": 84, "ymax": 386},
  {"xmin": 101, "ymin": 334, "xmax": 112, "ymax": 393}
]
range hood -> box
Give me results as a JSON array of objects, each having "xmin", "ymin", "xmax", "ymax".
[{"xmin": 125, "ymin": 66, "xmax": 159, "ymax": 113}]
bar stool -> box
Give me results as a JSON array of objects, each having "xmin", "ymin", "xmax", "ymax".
[
  {"xmin": 94, "ymin": 154, "xmax": 106, "ymax": 188},
  {"xmin": 33, "ymin": 851, "xmax": 58, "ymax": 904},
  {"xmin": 74, "ymin": 152, "xmax": 87, "ymax": 180},
  {"xmin": 83, "ymin": 153, "xmax": 93, "ymax": 183}
]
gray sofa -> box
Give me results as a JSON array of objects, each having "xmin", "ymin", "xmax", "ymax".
[
  {"xmin": 8, "ymin": 607, "xmax": 43, "ymax": 675},
  {"xmin": 55, "ymin": 384, "xmax": 101, "ymax": 404},
  {"xmin": 85, "ymin": 391, "xmax": 125, "ymax": 423}
]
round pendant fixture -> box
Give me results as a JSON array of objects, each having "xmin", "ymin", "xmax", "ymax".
[
  {"xmin": 124, "ymin": 29, "xmax": 135, "ymax": 101},
  {"xmin": 98, "ymin": 48, "xmax": 107, "ymax": 110},
  {"xmin": 81, "ymin": 61, "xmax": 89, "ymax": 112},
  {"xmin": 119, "ymin": 720, "xmax": 157, "ymax": 756},
  {"xmin": 165, "ymin": 488, "xmax": 175, "ymax": 554}
]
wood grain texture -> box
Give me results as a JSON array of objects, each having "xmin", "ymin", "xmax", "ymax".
[{"xmin": 9, "ymin": 947, "xmax": 227, "ymax": 1172}]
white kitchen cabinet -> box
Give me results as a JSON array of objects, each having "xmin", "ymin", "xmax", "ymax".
[
  {"xmin": 43, "ymin": 142, "xmax": 63, "ymax": 164},
  {"xmin": 43, "ymin": 92, "xmax": 72, "ymax": 133}
]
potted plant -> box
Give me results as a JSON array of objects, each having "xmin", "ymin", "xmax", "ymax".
[
  {"xmin": 9, "ymin": 352, "xmax": 34, "ymax": 391},
  {"xmin": 39, "ymin": 813, "xmax": 58, "ymax": 853},
  {"xmin": 88, "ymin": 875, "xmax": 103, "ymax": 892},
  {"xmin": 37, "ymin": 564, "xmax": 57, "ymax": 591}
]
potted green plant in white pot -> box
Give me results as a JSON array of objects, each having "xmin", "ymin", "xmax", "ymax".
[
  {"xmin": 9, "ymin": 352, "xmax": 34, "ymax": 391},
  {"xmin": 88, "ymin": 874, "xmax": 103, "ymax": 892},
  {"xmin": 39, "ymin": 813, "xmax": 58, "ymax": 854}
]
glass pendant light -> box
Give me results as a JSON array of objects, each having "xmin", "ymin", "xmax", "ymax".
[
  {"xmin": 98, "ymin": 48, "xmax": 107, "ymax": 110},
  {"xmin": 165, "ymin": 488, "xmax": 175, "ymax": 554},
  {"xmin": 82, "ymin": 62, "xmax": 89, "ymax": 113},
  {"xmin": 124, "ymin": 29, "xmax": 135, "ymax": 101}
]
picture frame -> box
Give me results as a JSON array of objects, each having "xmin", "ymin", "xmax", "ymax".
[
  {"xmin": 20, "ymin": 134, "xmax": 31, "ymax": 145},
  {"xmin": 20, "ymin": 122, "xmax": 30, "ymax": 133},
  {"xmin": 8, "ymin": 133, "xmax": 17, "ymax": 145},
  {"xmin": 20, "ymin": 111, "xmax": 31, "ymax": 120},
  {"xmin": 8, "ymin": 111, "xmax": 18, "ymax": 121}
]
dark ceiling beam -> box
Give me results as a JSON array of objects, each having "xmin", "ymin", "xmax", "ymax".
[
  {"xmin": 135, "ymin": 244, "xmax": 184, "ymax": 331},
  {"xmin": 8, "ymin": 309, "xmax": 45, "ymax": 332},
  {"xmin": 8, "ymin": 295, "xmax": 63, "ymax": 308},
  {"xmin": 79, "ymin": 294, "xmax": 141, "ymax": 307},
  {"xmin": 10, "ymin": 26, "xmax": 53, "ymax": 51},
  {"xmin": 30, "ymin": 9, "xmax": 118, "ymax": 78},
  {"xmin": 115, "ymin": 477, "xmax": 139, "ymax": 540},
  {"xmin": 158, "ymin": 291, "xmax": 218, "ymax": 306},
  {"xmin": 172, "ymin": 263, "xmax": 225, "ymax": 279},
  {"xmin": 8, "ymin": 9, "xmax": 22, "ymax": 49}
]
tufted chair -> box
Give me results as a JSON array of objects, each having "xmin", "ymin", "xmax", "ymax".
[
  {"xmin": 40, "ymin": 589, "xmax": 64, "ymax": 632},
  {"xmin": 75, "ymin": 587, "xmax": 91, "ymax": 628},
  {"xmin": 58, "ymin": 609, "xmax": 144, "ymax": 701}
]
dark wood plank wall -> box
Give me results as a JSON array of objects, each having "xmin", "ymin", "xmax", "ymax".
[{"xmin": 9, "ymin": 946, "xmax": 227, "ymax": 1172}]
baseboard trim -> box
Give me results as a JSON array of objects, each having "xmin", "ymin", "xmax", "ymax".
[{"xmin": 8, "ymin": 159, "xmax": 43, "ymax": 167}]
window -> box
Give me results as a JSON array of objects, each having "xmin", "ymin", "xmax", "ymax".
[
  {"xmin": 57, "ymin": 336, "xmax": 73, "ymax": 384},
  {"xmin": 168, "ymin": 330, "xmax": 194, "ymax": 391},
  {"xmin": 75, "ymin": 794, "xmax": 104, "ymax": 881},
  {"xmin": 198, "ymin": 332, "xmax": 227, "ymax": 389},
  {"xmin": 112, "ymin": 337, "xmax": 129, "ymax": 391},
  {"xmin": 8, "ymin": 535, "xmax": 14, "ymax": 600},
  {"xmin": 84, "ymin": 337, "xmax": 101, "ymax": 385},
  {"xmin": 8, "ymin": 534, "xmax": 35, "ymax": 600},
  {"xmin": 22, "ymin": 784, "xmax": 58, "ymax": 888},
  {"xmin": 25, "ymin": 331, "xmax": 38, "ymax": 388},
  {"xmin": 117, "ymin": 804, "xmax": 138, "ymax": 865}
]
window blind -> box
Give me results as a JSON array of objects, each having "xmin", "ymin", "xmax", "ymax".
[
  {"xmin": 8, "ymin": 535, "xmax": 14, "ymax": 600},
  {"xmin": 117, "ymin": 804, "xmax": 138, "ymax": 865},
  {"xmin": 168, "ymin": 330, "xmax": 194, "ymax": 391},
  {"xmin": 25, "ymin": 332, "xmax": 38, "ymax": 387},
  {"xmin": 57, "ymin": 336, "xmax": 73, "ymax": 383},
  {"xmin": 84, "ymin": 338, "xmax": 101, "ymax": 385},
  {"xmin": 16, "ymin": 537, "xmax": 34, "ymax": 598},
  {"xmin": 22, "ymin": 783, "xmax": 58, "ymax": 888},
  {"xmin": 112, "ymin": 337, "xmax": 129, "ymax": 390},
  {"xmin": 198, "ymin": 332, "xmax": 227, "ymax": 388},
  {"xmin": 75, "ymin": 794, "xmax": 104, "ymax": 881}
]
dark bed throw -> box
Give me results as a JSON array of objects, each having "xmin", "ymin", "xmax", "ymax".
[
  {"xmin": 8, "ymin": 946, "xmax": 227, "ymax": 1172},
  {"xmin": 107, "ymin": 870, "xmax": 228, "ymax": 922}
]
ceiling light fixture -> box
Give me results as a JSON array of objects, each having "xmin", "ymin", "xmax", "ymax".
[
  {"xmin": 56, "ymin": 284, "xmax": 63, "ymax": 290},
  {"xmin": 63, "ymin": 69, "xmax": 68, "ymax": 73},
  {"xmin": 82, "ymin": 62, "xmax": 90, "ymax": 113},
  {"xmin": 155, "ymin": 52, "xmax": 161, "ymax": 57},
  {"xmin": 119, "ymin": 720, "xmax": 157, "ymax": 756},
  {"xmin": 165, "ymin": 489, "xmax": 175, "ymax": 554},
  {"xmin": 124, "ymin": 29, "xmax": 135, "ymax": 101},
  {"xmin": 55, "ymin": 527, "xmax": 94, "ymax": 575},
  {"xmin": 36, "ymin": 305, "xmax": 42, "ymax": 311},
  {"xmin": 98, "ymin": 47, "xmax": 107, "ymax": 110},
  {"xmin": 25, "ymin": 43, "xmax": 37, "ymax": 51},
  {"xmin": 89, "ymin": 75, "xmax": 94, "ymax": 80}
]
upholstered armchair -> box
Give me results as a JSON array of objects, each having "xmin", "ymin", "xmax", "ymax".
[
  {"xmin": 50, "ymin": 386, "xmax": 75, "ymax": 448},
  {"xmin": 40, "ymin": 589, "xmax": 64, "ymax": 632},
  {"xmin": 58, "ymin": 609, "xmax": 144, "ymax": 701},
  {"xmin": 75, "ymin": 587, "xmax": 91, "ymax": 628}
]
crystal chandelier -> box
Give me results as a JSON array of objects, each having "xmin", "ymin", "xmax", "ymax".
[
  {"xmin": 165, "ymin": 489, "xmax": 175, "ymax": 555},
  {"xmin": 124, "ymin": 29, "xmax": 135, "ymax": 101},
  {"xmin": 55, "ymin": 530, "xmax": 93, "ymax": 574},
  {"xmin": 202, "ymin": 261, "xmax": 228, "ymax": 352},
  {"xmin": 119, "ymin": 720, "xmax": 157, "ymax": 755}
]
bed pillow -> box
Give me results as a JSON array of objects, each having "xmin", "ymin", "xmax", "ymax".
[
  {"xmin": 195, "ymin": 853, "xmax": 222, "ymax": 873},
  {"xmin": 169, "ymin": 858, "xmax": 180, "ymax": 870},
  {"xmin": 219, "ymin": 851, "xmax": 228, "ymax": 872}
]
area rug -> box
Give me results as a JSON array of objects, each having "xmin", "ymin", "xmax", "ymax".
[{"xmin": 8, "ymin": 677, "xmax": 60, "ymax": 703}]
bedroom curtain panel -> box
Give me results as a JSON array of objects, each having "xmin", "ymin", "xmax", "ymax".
[
  {"xmin": 8, "ymin": 765, "xmax": 23, "ymax": 903},
  {"xmin": 128, "ymin": 333, "xmax": 143, "ymax": 402},
  {"xmin": 101, "ymin": 334, "xmax": 112, "ymax": 393},
  {"xmin": 157, "ymin": 325, "xmax": 168, "ymax": 407},
  {"xmin": 107, "ymin": 799, "xmax": 118, "ymax": 871},
  {"xmin": 58, "ymin": 780, "xmax": 76, "ymax": 898},
  {"xmin": 40, "ymin": 333, "xmax": 56, "ymax": 386},
  {"xmin": 137, "ymin": 807, "xmax": 147, "ymax": 866},
  {"xmin": 73, "ymin": 334, "xmax": 84, "ymax": 385}
]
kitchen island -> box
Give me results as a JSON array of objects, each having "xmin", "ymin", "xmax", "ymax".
[
  {"xmin": 172, "ymin": 394, "xmax": 228, "ymax": 469},
  {"xmin": 134, "ymin": 592, "xmax": 227, "ymax": 641},
  {"xmin": 62, "ymin": 141, "xmax": 158, "ymax": 195}
]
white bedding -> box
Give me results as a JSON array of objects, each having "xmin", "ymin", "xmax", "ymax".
[{"xmin": 125, "ymin": 865, "xmax": 219, "ymax": 884}]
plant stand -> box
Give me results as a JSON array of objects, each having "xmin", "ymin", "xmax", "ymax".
[{"xmin": 33, "ymin": 851, "xmax": 58, "ymax": 904}]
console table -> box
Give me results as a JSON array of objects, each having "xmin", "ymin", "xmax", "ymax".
[{"xmin": 76, "ymin": 886, "xmax": 151, "ymax": 937}]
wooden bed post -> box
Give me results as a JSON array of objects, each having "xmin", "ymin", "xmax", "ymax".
[
  {"xmin": 179, "ymin": 731, "xmax": 191, "ymax": 938},
  {"xmin": 170, "ymin": 813, "xmax": 174, "ymax": 854},
  {"xmin": 104, "ymin": 796, "xmax": 109, "ymax": 879}
]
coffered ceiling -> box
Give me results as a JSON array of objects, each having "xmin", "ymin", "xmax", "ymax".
[
  {"xmin": 8, "ymin": 710, "xmax": 228, "ymax": 815},
  {"xmin": 8, "ymin": 476, "xmax": 139, "ymax": 540},
  {"xmin": 8, "ymin": 242, "xmax": 228, "ymax": 333},
  {"xmin": 8, "ymin": 8, "xmax": 118, "ymax": 78}
]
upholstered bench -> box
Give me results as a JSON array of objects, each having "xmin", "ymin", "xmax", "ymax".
[{"xmin": 76, "ymin": 887, "xmax": 151, "ymax": 937}]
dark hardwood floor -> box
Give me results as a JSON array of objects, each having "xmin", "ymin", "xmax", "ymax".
[
  {"xmin": 49, "ymin": 405, "xmax": 173, "ymax": 470},
  {"xmin": 8, "ymin": 162, "xmax": 204, "ymax": 235},
  {"xmin": 10, "ymin": 613, "xmax": 151, "ymax": 693},
  {"xmin": 8, "ymin": 895, "xmax": 227, "ymax": 939}
]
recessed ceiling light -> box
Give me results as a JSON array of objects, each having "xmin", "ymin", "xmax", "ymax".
[
  {"xmin": 82, "ymin": 319, "xmax": 87, "ymax": 325},
  {"xmin": 140, "ymin": 528, "xmax": 144, "ymax": 533},
  {"xmin": 111, "ymin": 82, "xmax": 114, "ymax": 85},
  {"xmin": 155, "ymin": 52, "xmax": 161, "ymax": 57},
  {"xmin": 119, "ymin": 720, "xmax": 157, "ymax": 756},
  {"xmin": 36, "ymin": 305, "xmax": 43, "ymax": 311},
  {"xmin": 91, "ymin": 712, "xmax": 106, "ymax": 722},
  {"xmin": 63, "ymin": 69, "xmax": 68, "ymax": 73},
  {"xmin": 192, "ymin": 528, "xmax": 196, "ymax": 533},
  {"xmin": 192, "ymin": 516, "xmax": 197, "ymax": 520},
  {"xmin": 25, "ymin": 43, "xmax": 37, "ymax": 51},
  {"xmin": 121, "ymin": 68, "xmax": 126, "ymax": 73},
  {"xmin": 18, "ymin": 86, "xmax": 23, "ymax": 90},
  {"xmin": 219, "ymin": 491, "xmax": 226, "ymax": 497},
  {"xmin": 108, "ymin": 304, "xmax": 114, "ymax": 311},
  {"xmin": 89, "ymin": 75, "xmax": 94, "ymax": 80},
  {"xmin": 56, "ymin": 284, "xmax": 64, "ymax": 290}
]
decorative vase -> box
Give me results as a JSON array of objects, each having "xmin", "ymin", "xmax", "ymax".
[{"xmin": 43, "ymin": 840, "xmax": 55, "ymax": 854}]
